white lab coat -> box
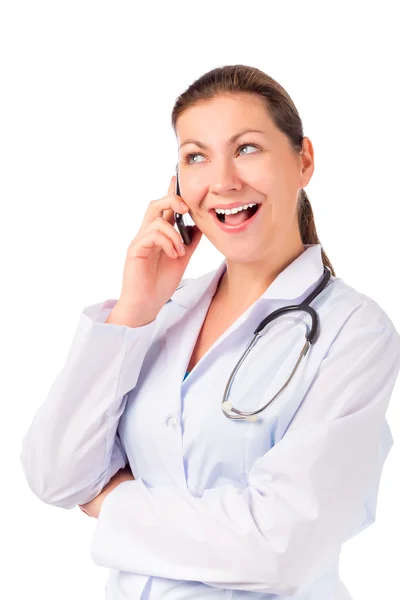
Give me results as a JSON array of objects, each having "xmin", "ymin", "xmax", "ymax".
[{"xmin": 20, "ymin": 243, "xmax": 400, "ymax": 599}]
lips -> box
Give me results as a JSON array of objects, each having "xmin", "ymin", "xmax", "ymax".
[
  {"xmin": 210, "ymin": 202, "xmax": 261, "ymax": 234},
  {"xmin": 208, "ymin": 202, "xmax": 260, "ymax": 212}
]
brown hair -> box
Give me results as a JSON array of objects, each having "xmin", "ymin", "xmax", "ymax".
[{"xmin": 171, "ymin": 64, "xmax": 336, "ymax": 276}]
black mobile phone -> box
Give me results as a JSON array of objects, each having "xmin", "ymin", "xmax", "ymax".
[{"xmin": 174, "ymin": 170, "xmax": 193, "ymax": 245}]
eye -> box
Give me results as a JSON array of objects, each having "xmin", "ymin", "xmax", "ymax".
[
  {"xmin": 238, "ymin": 143, "xmax": 259, "ymax": 156},
  {"xmin": 184, "ymin": 143, "xmax": 259, "ymax": 165}
]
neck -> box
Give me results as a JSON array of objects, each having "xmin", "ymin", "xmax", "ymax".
[{"xmin": 215, "ymin": 234, "xmax": 306, "ymax": 309}]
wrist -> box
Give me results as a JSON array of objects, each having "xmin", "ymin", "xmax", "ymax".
[{"xmin": 106, "ymin": 304, "xmax": 156, "ymax": 328}]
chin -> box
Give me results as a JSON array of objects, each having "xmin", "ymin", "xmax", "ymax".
[{"xmin": 221, "ymin": 247, "xmax": 265, "ymax": 263}]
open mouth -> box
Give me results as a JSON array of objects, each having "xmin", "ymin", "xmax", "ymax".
[{"xmin": 214, "ymin": 203, "xmax": 260, "ymax": 224}]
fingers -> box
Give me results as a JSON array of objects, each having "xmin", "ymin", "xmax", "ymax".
[
  {"xmin": 141, "ymin": 175, "xmax": 189, "ymax": 231},
  {"xmin": 137, "ymin": 227, "xmax": 183, "ymax": 259},
  {"xmin": 162, "ymin": 175, "xmax": 181, "ymax": 225},
  {"xmin": 168, "ymin": 174, "xmax": 176, "ymax": 197},
  {"xmin": 78, "ymin": 505, "xmax": 91, "ymax": 517}
]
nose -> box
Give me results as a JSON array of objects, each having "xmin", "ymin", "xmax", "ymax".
[{"xmin": 208, "ymin": 162, "xmax": 243, "ymax": 195}]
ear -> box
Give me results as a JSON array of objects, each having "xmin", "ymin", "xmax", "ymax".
[{"xmin": 299, "ymin": 137, "xmax": 314, "ymax": 187}]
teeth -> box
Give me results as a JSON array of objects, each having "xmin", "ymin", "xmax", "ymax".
[{"xmin": 215, "ymin": 203, "xmax": 257, "ymax": 215}]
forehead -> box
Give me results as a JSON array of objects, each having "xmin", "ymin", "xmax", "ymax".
[{"xmin": 176, "ymin": 93, "xmax": 274, "ymax": 139}]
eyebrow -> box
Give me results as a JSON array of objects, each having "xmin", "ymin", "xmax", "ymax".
[{"xmin": 178, "ymin": 128, "xmax": 266, "ymax": 151}]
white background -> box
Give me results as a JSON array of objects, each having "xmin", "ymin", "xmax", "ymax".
[{"xmin": 1, "ymin": 1, "xmax": 399, "ymax": 598}]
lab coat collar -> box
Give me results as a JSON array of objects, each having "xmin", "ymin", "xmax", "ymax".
[{"xmin": 170, "ymin": 243, "xmax": 325, "ymax": 309}]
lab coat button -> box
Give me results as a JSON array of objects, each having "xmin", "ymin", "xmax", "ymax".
[{"xmin": 166, "ymin": 416, "xmax": 177, "ymax": 429}]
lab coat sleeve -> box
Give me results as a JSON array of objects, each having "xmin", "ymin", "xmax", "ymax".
[
  {"xmin": 89, "ymin": 307, "xmax": 400, "ymax": 596},
  {"xmin": 20, "ymin": 298, "xmax": 157, "ymax": 509}
]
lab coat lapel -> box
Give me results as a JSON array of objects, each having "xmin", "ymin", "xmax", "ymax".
[
  {"xmin": 160, "ymin": 265, "xmax": 227, "ymax": 488},
  {"xmin": 164, "ymin": 259, "xmax": 228, "ymax": 384}
]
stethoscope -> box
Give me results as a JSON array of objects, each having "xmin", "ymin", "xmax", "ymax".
[{"xmin": 221, "ymin": 265, "xmax": 332, "ymax": 422}]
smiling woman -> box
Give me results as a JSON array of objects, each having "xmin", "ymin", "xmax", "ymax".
[
  {"xmin": 171, "ymin": 66, "xmax": 336, "ymax": 306},
  {"xmin": 20, "ymin": 64, "xmax": 400, "ymax": 600}
]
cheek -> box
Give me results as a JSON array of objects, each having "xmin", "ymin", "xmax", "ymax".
[
  {"xmin": 255, "ymin": 164, "xmax": 299, "ymax": 216},
  {"xmin": 247, "ymin": 164, "xmax": 275, "ymax": 195},
  {"xmin": 184, "ymin": 175, "xmax": 208, "ymax": 195},
  {"xmin": 184, "ymin": 188, "xmax": 207, "ymax": 214},
  {"xmin": 260, "ymin": 197, "xmax": 293, "ymax": 232}
]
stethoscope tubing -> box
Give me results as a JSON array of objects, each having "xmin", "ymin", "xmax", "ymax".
[{"xmin": 221, "ymin": 266, "xmax": 332, "ymax": 421}]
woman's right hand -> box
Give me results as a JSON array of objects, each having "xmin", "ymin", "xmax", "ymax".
[
  {"xmin": 78, "ymin": 465, "xmax": 135, "ymax": 518},
  {"xmin": 113, "ymin": 175, "xmax": 202, "ymax": 326}
]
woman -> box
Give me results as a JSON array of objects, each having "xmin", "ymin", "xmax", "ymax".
[{"xmin": 20, "ymin": 65, "xmax": 400, "ymax": 599}]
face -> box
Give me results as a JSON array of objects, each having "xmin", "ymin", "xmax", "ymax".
[{"xmin": 176, "ymin": 93, "xmax": 314, "ymax": 262}]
